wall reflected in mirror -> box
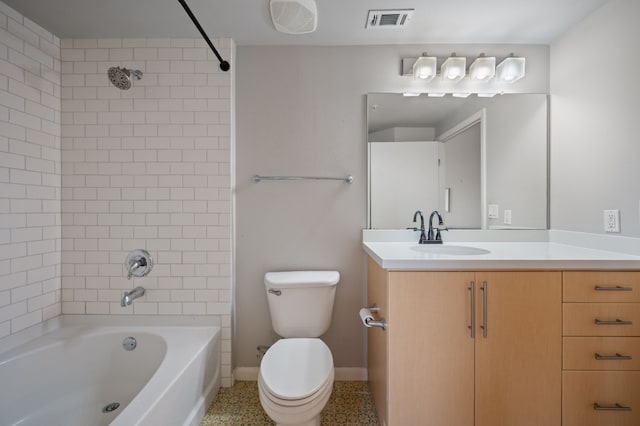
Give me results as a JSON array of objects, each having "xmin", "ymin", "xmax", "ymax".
[{"xmin": 367, "ymin": 93, "xmax": 548, "ymax": 230}]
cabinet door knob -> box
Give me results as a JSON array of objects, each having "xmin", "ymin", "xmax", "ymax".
[{"xmin": 593, "ymin": 403, "xmax": 632, "ymax": 411}]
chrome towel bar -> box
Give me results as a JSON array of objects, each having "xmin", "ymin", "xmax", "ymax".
[{"xmin": 252, "ymin": 174, "xmax": 353, "ymax": 184}]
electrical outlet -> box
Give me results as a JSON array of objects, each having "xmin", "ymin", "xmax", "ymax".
[
  {"xmin": 604, "ymin": 209, "xmax": 620, "ymax": 233},
  {"xmin": 488, "ymin": 204, "xmax": 499, "ymax": 219},
  {"xmin": 504, "ymin": 209, "xmax": 512, "ymax": 225}
]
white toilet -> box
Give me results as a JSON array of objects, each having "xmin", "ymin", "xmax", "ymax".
[{"xmin": 258, "ymin": 270, "xmax": 339, "ymax": 426}]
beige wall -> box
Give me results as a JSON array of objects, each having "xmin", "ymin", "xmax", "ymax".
[
  {"xmin": 550, "ymin": 0, "xmax": 640, "ymax": 237},
  {"xmin": 0, "ymin": 2, "xmax": 61, "ymax": 340},
  {"xmin": 235, "ymin": 44, "xmax": 550, "ymax": 369}
]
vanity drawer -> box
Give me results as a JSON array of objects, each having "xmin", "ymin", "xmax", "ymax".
[
  {"xmin": 564, "ymin": 272, "xmax": 640, "ymax": 302},
  {"xmin": 563, "ymin": 337, "xmax": 640, "ymax": 370},
  {"xmin": 563, "ymin": 371, "xmax": 640, "ymax": 426},
  {"xmin": 563, "ymin": 303, "xmax": 640, "ymax": 336}
]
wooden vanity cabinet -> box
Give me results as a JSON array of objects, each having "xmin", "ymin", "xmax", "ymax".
[
  {"xmin": 562, "ymin": 271, "xmax": 640, "ymax": 426},
  {"xmin": 366, "ymin": 258, "xmax": 562, "ymax": 426}
]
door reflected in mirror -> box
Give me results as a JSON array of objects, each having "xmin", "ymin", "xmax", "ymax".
[{"xmin": 367, "ymin": 93, "xmax": 548, "ymax": 230}]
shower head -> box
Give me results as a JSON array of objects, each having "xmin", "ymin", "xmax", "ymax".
[{"xmin": 107, "ymin": 66, "xmax": 143, "ymax": 90}]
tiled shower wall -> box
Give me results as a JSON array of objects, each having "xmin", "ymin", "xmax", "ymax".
[
  {"xmin": 59, "ymin": 38, "xmax": 233, "ymax": 383},
  {"xmin": 0, "ymin": 2, "xmax": 62, "ymax": 339}
]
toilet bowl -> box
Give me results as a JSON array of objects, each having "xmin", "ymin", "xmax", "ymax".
[{"xmin": 258, "ymin": 338, "xmax": 334, "ymax": 426}]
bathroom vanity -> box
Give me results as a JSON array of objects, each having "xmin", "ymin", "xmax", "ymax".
[{"xmin": 363, "ymin": 238, "xmax": 640, "ymax": 426}]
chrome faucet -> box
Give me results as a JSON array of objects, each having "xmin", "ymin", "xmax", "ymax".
[
  {"xmin": 127, "ymin": 259, "xmax": 145, "ymax": 279},
  {"xmin": 426, "ymin": 210, "xmax": 447, "ymax": 244},
  {"xmin": 121, "ymin": 286, "xmax": 145, "ymax": 307},
  {"xmin": 412, "ymin": 210, "xmax": 428, "ymax": 244}
]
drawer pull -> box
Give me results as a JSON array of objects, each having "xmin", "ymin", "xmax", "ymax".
[
  {"xmin": 594, "ymin": 318, "xmax": 633, "ymax": 326},
  {"xmin": 593, "ymin": 403, "xmax": 632, "ymax": 412},
  {"xmin": 594, "ymin": 352, "xmax": 633, "ymax": 361},
  {"xmin": 595, "ymin": 285, "xmax": 633, "ymax": 292}
]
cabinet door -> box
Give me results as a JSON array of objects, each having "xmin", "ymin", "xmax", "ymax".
[
  {"xmin": 387, "ymin": 271, "xmax": 475, "ymax": 426},
  {"xmin": 475, "ymin": 272, "xmax": 562, "ymax": 426}
]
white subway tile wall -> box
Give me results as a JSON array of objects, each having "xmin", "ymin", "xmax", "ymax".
[
  {"xmin": 0, "ymin": 2, "xmax": 62, "ymax": 339},
  {"xmin": 60, "ymin": 37, "xmax": 233, "ymax": 384}
]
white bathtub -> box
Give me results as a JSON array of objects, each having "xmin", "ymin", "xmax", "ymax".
[{"xmin": 0, "ymin": 316, "xmax": 220, "ymax": 426}]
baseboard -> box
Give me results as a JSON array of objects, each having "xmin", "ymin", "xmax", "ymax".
[
  {"xmin": 233, "ymin": 367, "xmax": 367, "ymax": 382},
  {"xmin": 234, "ymin": 367, "xmax": 259, "ymax": 381}
]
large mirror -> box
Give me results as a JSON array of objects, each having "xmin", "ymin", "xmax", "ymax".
[{"xmin": 367, "ymin": 93, "xmax": 548, "ymax": 230}]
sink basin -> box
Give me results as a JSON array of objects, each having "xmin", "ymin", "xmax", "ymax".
[{"xmin": 410, "ymin": 245, "xmax": 491, "ymax": 256}]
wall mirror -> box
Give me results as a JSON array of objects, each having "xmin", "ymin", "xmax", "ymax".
[{"xmin": 367, "ymin": 93, "xmax": 548, "ymax": 230}]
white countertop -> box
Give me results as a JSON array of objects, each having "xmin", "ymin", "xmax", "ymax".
[{"xmin": 362, "ymin": 241, "xmax": 640, "ymax": 271}]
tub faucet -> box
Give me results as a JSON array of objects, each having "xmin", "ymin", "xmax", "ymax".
[
  {"xmin": 412, "ymin": 210, "xmax": 428, "ymax": 244},
  {"xmin": 121, "ymin": 286, "xmax": 145, "ymax": 307},
  {"xmin": 426, "ymin": 210, "xmax": 447, "ymax": 244}
]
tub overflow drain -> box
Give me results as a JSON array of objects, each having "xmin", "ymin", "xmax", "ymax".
[
  {"xmin": 122, "ymin": 336, "xmax": 137, "ymax": 351},
  {"xmin": 102, "ymin": 402, "xmax": 120, "ymax": 413}
]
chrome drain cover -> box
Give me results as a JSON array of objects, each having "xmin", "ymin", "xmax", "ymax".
[
  {"xmin": 102, "ymin": 402, "xmax": 120, "ymax": 413},
  {"xmin": 122, "ymin": 336, "xmax": 137, "ymax": 351}
]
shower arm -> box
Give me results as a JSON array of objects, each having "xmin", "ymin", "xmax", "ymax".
[{"xmin": 178, "ymin": 0, "xmax": 230, "ymax": 72}]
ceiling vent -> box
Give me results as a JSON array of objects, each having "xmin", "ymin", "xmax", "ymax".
[
  {"xmin": 270, "ymin": 0, "xmax": 318, "ymax": 34},
  {"xmin": 366, "ymin": 9, "xmax": 414, "ymax": 29}
]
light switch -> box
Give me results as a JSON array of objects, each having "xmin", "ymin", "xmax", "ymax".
[{"xmin": 504, "ymin": 209, "xmax": 512, "ymax": 225}]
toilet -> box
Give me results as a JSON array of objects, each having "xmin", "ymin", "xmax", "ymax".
[{"xmin": 258, "ymin": 270, "xmax": 339, "ymax": 426}]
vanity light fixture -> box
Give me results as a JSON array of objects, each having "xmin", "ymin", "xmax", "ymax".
[
  {"xmin": 440, "ymin": 54, "xmax": 466, "ymax": 81},
  {"xmin": 469, "ymin": 54, "xmax": 496, "ymax": 81},
  {"xmin": 412, "ymin": 54, "xmax": 438, "ymax": 81},
  {"xmin": 403, "ymin": 92, "xmax": 421, "ymax": 97},
  {"xmin": 496, "ymin": 54, "xmax": 526, "ymax": 82},
  {"xmin": 427, "ymin": 93, "xmax": 446, "ymax": 97}
]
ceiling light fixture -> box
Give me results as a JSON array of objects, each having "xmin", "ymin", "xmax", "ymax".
[
  {"xmin": 469, "ymin": 54, "xmax": 496, "ymax": 81},
  {"xmin": 427, "ymin": 93, "xmax": 446, "ymax": 97},
  {"xmin": 403, "ymin": 92, "xmax": 421, "ymax": 97},
  {"xmin": 412, "ymin": 53, "xmax": 438, "ymax": 81},
  {"xmin": 452, "ymin": 93, "xmax": 471, "ymax": 98},
  {"xmin": 496, "ymin": 54, "xmax": 526, "ymax": 83},
  {"xmin": 477, "ymin": 93, "xmax": 497, "ymax": 98},
  {"xmin": 441, "ymin": 54, "xmax": 466, "ymax": 81}
]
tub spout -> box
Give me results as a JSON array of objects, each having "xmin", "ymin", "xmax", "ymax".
[{"xmin": 121, "ymin": 286, "xmax": 145, "ymax": 307}]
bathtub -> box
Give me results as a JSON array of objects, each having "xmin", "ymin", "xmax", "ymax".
[{"xmin": 0, "ymin": 316, "xmax": 220, "ymax": 426}]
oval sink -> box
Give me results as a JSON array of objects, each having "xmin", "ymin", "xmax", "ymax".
[{"xmin": 410, "ymin": 245, "xmax": 491, "ymax": 256}]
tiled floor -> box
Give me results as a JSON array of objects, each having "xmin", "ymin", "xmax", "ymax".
[{"xmin": 201, "ymin": 381, "xmax": 380, "ymax": 425}]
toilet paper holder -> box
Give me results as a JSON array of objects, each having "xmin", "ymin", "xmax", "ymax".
[{"xmin": 360, "ymin": 304, "xmax": 387, "ymax": 330}]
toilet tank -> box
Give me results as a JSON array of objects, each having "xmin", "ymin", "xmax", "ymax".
[{"xmin": 265, "ymin": 271, "xmax": 339, "ymax": 338}]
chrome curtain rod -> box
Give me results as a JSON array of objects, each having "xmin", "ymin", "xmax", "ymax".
[
  {"xmin": 178, "ymin": 0, "xmax": 230, "ymax": 72},
  {"xmin": 252, "ymin": 175, "xmax": 354, "ymax": 184}
]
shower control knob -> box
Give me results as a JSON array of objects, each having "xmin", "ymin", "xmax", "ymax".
[{"xmin": 125, "ymin": 249, "xmax": 153, "ymax": 279}]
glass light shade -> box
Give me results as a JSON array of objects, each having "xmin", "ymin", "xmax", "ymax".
[
  {"xmin": 469, "ymin": 56, "xmax": 496, "ymax": 81},
  {"xmin": 441, "ymin": 56, "xmax": 466, "ymax": 81},
  {"xmin": 496, "ymin": 57, "xmax": 526, "ymax": 82},
  {"xmin": 412, "ymin": 56, "xmax": 437, "ymax": 80}
]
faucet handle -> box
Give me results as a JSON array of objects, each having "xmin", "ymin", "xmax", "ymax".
[
  {"xmin": 125, "ymin": 249, "xmax": 153, "ymax": 280},
  {"xmin": 435, "ymin": 227, "xmax": 449, "ymax": 241}
]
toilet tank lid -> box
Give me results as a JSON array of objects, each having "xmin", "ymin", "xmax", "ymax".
[{"xmin": 264, "ymin": 271, "xmax": 339, "ymax": 288}]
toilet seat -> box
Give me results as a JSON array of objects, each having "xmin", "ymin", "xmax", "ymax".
[{"xmin": 259, "ymin": 338, "xmax": 334, "ymax": 401}]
